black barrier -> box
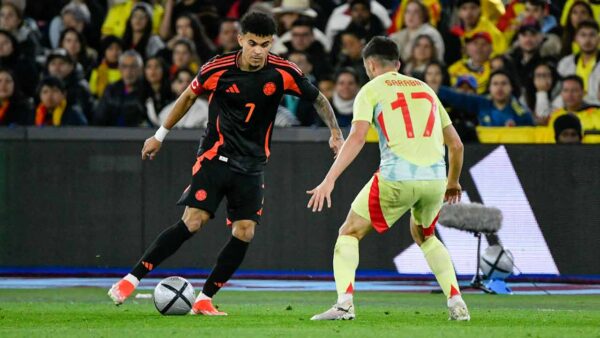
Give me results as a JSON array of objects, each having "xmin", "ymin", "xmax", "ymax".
[{"xmin": 0, "ymin": 128, "xmax": 599, "ymax": 276}]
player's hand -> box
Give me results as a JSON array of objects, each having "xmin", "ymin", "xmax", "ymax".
[
  {"xmin": 141, "ymin": 137, "xmax": 162, "ymax": 160},
  {"xmin": 329, "ymin": 134, "xmax": 344, "ymax": 157},
  {"xmin": 444, "ymin": 182, "xmax": 462, "ymax": 204},
  {"xmin": 306, "ymin": 178, "xmax": 335, "ymax": 212}
]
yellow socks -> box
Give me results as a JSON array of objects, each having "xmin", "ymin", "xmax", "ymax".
[
  {"xmin": 333, "ymin": 235, "xmax": 359, "ymax": 303},
  {"xmin": 421, "ymin": 236, "xmax": 461, "ymax": 298}
]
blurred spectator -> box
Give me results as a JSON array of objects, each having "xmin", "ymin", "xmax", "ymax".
[
  {"xmin": 149, "ymin": 67, "xmax": 208, "ymax": 128},
  {"xmin": 547, "ymin": 76, "xmax": 600, "ymax": 129},
  {"xmin": 326, "ymin": 0, "xmax": 391, "ymax": 42},
  {"xmin": 524, "ymin": 60, "xmax": 560, "ymax": 124},
  {"xmin": 48, "ymin": 2, "xmax": 90, "ymax": 49},
  {"xmin": 448, "ymin": 0, "xmax": 507, "ymax": 58},
  {"xmin": 335, "ymin": 28, "xmax": 368, "ymax": 85},
  {"xmin": 0, "ymin": 68, "xmax": 32, "ymax": 126},
  {"xmin": 553, "ymin": 113, "xmax": 583, "ymax": 144},
  {"xmin": 94, "ymin": 50, "xmax": 147, "ymax": 126},
  {"xmin": 507, "ymin": 21, "xmax": 545, "ymax": 94},
  {"xmin": 548, "ymin": 76, "xmax": 600, "ymax": 141},
  {"xmin": 282, "ymin": 51, "xmax": 319, "ymax": 126},
  {"xmin": 164, "ymin": 13, "xmax": 215, "ymax": 64},
  {"xmin": 160, "ymin": 0, "xmax": 220, "ymax": 41},
  {"xmin": 389, "ymin": 0, "xmax": 444, "ymax": 62},
  {"xmin": 560, "ymin": 0, "xmax": 600, "ymax": 29},
  {"xmin": 272, "ymin": 0, "xmax": 318, "ymax": 37},
  {"xmin": 332, "ymin": 67, "xmax": 360, "ymax": 127},
  {"xmin": 342, "ymin": 0, "xmax": 386, "ymax": 42},
  {"xmin": 0, "ymin": 2, "xmax": 42, "ymax": 58},
  {"xmin": 388, "ymin": 0, "xmax": 442, "ymax": 33},
  {"xmin": 521, "ymin": 0, "xmax": 561, "ymax": 57},
  {"xmin": 102, "ymin": 0, "xmax": 164, "ymax": 38},
  {"xmin": 318, "ymin": 76, "xmax": 335, "ymax": 103},
  {"xmin": 557, "ymin": 20, "xmax": 600, "ymax": 103},
  {"xmin": 455, "ymin": 74, "xmax": 478, "ymax": 94},
  {"xmin": 142, "ymin": 56, "xmax": 172, "ymax": 120},
  {"xmin": 436, "ymin": 69, "xmax": 534, "ymax": 126},
  {"xmin": 168, "ymin": 38, "xmax": 199, "ymax": 78},
  {"xmin": 216, "ymin": 18, "xmax": 241, "ymax": 54},
  {"xmin": 122, "ymin": 3, "xmax": 165, "ymax": 60},
  {"xmin": 274, "ymin": 17, "xmax": 333, "ymax": 81},
  {"xmin": 45, "ymin": 48, "xmax": 93, "ymax": 121},
  {"xmin": 0, "ymin": 29, "xmax": 38, "ymax": 98},
  {"xmin": 448, "ymin": 32, "xmax": 493, "ymax": 94},
  {"xmin": 401, "ymin": 34, "xmax": 438, "ymax": 79},
  {"xmin": 560, "ymin": 1, "xmax": 594, "ymax": 56},
  {"xmin": 272, "ymin": 6, "xmax": 331, "ymax": 54},
  {"xmin": 89, "ymin": 35, "xmax": 123, "ymax": 98},
  {"xmin": 424, "ymin": 60, "xmax": 478, "ymax": 141},
  {"xmin": 59, "ymin": 28, "xmax": 97, "ymax": 76},
  {"xmin": 34, "ymin": 76, "xmax": 87, "ymax": 126}
]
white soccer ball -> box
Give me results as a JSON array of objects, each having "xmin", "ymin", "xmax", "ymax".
[
  {"xmin": 480, "ymin": 245, "xmax": 514, "ymax": 280},
  {"xmin": 153, "ymin": 276, "xmax": 195, "ymax": 315}
]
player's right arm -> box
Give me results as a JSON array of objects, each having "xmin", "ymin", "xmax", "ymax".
[
  {"xmin": 443, "ymin": 123, "xmax": 464, "ymax": 204},
  {"xmin": 141, "ymin": 85, "xmax": 199, "ymax": 160}
]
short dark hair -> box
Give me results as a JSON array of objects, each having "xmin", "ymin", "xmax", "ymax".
[
  {"xmin": 240, "ymin": 11, "xmax": 277, "ymax": 36},
  {"xmin": 38, "ymin": 76, "xmax": 66, "ymax": 94},
  {"xmin": 291, "ymin": 17, "xmax": 314, "ymax": 30},
  {"xmin": 350, "ymin": 0, "xmax": 370, "ymax": 10},
  {"xmin": 575, "ymin": 19, "xmax": 599, "ymax": 34},
  {"xmin": 362, "ymin": 36, "xmax": 400, "ymax": 63},
  {"xmin": 335, "ymin": 67, "xmax": 360, "ymax": 84},
  {"xmin": 488, "ymin": 69, "xmax": 519, "ymax": 97},
  {"xmin": 562, "ymin": 74, "xmax": 585, "ymax": 89},
  {"xmin": 524, "ymin": 0, "xmax": 547, "ymax": 9}
]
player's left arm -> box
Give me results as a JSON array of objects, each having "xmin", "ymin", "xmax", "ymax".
[
  {"xmin": 306, "ymin": 120, "xmax": 370, "ymax": 212},
  {"xmin": 313, "ymin": 92, "xmax": 344, "ymax": 155}
]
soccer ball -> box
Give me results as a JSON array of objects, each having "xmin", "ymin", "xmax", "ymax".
[
  {"xmin": 480, "ymin": 245, "xmax": 514, "ymax": 280},
  {"xmin": 153, "ymin": 276, "xmax": 195, "ymax": 315}
]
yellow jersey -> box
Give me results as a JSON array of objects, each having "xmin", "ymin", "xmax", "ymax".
[{"xmin": 353, "ymin": 72, "xmax": 452, "ymax": 181}]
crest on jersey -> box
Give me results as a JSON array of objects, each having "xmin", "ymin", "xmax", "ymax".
[
  {"xmin": 195, "ymin": 189, "xmax": 207, "ymax": 201},
  {"xmin": 263, "ymin": 82, "xmax": 276, "ymax": 96}
]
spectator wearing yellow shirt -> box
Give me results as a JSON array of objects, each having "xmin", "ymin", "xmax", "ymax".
[
  {"xmin": 89, "ymin": 36, "xmax": 123, "ymax": 97},
  {"xmin": 101, "ymin": 0, "xmax": 164, "ymax": 38},
  {"xmin": 561, "ymin": 1, "xmax": 595, "ymax": 56},
  {"xmin": 558, "ymin": 20, "xmax": 600, "ymax": 103},
  {"xmin": 448, "ymin": 32, "xmax": 492, "ymax": 94},
  {"xmin": 547, "ymin": 75, "xmax": 600, "ymax": 141},
  {"xmin": 449, "ymin": 0, "xmax": 507, "ymax": 58}
]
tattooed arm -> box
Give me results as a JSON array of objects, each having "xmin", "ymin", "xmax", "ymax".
[{"xmin": 313, "ymin": 91, "xmax": 344, "ymax": 155}]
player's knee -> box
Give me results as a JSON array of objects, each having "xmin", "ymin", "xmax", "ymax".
[
  {"xmin": 232, "ymin": 221, "xmax": 256, "ymax": 242},
  {"xmin": 338, "ymin": 222, "xmax": 364, "ymax": 240},
  {"xmin": 181, "ymin": 208, "xmax": 210, "ymax": 233}
]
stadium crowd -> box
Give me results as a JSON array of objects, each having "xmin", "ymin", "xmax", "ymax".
[{"xmin": 0, "ymin": 0, "xmax": 598, "ymax": 143}]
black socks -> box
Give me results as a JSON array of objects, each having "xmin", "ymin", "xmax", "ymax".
[
  {"xmin": 130, "ymin": 220, "xmax": 193, "ymax": 280},
  {"xmin": 202, "ymin": 236, "xmax": 249, "ymax": 297}
]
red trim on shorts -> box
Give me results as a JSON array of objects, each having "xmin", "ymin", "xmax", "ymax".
[
  {"xmin": 368, "ymin": 173, "xmax": 388, "ymax": 233},
  {"xmin": 422, "ymin": 211, "xmax": 440, "ymax": 237}
]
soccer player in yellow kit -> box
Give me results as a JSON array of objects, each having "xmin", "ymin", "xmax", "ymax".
[{"xmin": 308, "ymin": 36, "xmax": 470, "ymax": 321}]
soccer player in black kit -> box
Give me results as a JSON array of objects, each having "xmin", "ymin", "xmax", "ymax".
[{"xmin": 108, "ymin": 12, "xmax": 343, "ymax": 315}]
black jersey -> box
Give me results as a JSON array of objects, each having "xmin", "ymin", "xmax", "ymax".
[{"xmin": 189, "ymin": 51, "xmax": 319, "ymax": 174}]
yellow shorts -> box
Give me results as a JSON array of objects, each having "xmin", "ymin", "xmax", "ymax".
[{"xmin": 351, "ymin": 172, "xmax": 446, "ymax": 235}]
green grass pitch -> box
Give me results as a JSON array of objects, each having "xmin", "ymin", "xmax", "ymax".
[{"xmin": 1, "ymin": 288, "xmax": 599, "ymax": 337}]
